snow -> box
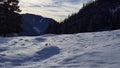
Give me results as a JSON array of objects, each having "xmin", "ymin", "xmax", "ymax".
[
  {"xmin": 33, "ymin": 27, "xmax": 41, "ymax": 34},
  {"xmin": 0, "ymin": 30, "xmax": 120, "ymax": 68}
]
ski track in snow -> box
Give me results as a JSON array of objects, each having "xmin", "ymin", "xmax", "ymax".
[{"xmin": 0, "ymin": 30, "xmax": 120, "ymax": 68}]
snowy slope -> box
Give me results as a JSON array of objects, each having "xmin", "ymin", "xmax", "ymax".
[{"xmin": 0, "ymin": 30, "xmax": 120, "ymax": 68}]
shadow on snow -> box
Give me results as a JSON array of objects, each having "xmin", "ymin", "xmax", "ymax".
[{"xmin": 0, "ymin": 46, "xmax": 60, "ymax": 66}]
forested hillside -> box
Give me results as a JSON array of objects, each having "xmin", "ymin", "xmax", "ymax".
[{"xmin": 45, "ymin": 0, "xmax": 120, "ymax": 34}]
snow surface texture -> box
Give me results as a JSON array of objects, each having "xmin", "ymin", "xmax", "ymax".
[{"xmin": 0, "ymin": 30, "xmax": 120, "ymax": 68}]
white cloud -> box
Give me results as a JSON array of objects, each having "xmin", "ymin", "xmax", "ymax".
[{"xmin": 19, "ymin": 0, "xmax": 90, "ymax": 21}]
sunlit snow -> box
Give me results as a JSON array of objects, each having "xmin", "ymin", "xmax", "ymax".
[{"xmin": 0, "ymin": 30, "xmax": 120, "ymax": 68}]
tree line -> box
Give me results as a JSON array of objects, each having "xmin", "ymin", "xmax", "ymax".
[{"xmin": 45, "ymin": 0, "xmax": 120, "ymax": 34}]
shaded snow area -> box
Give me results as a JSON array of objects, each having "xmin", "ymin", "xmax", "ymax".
[{"xmin": 0, "ymin": 30, "xmax": 120, "ymax": 68}]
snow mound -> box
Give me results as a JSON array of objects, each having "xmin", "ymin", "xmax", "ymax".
[{"xmin": 0, "ymin": 30, "xmax": 120, "ymax": 68}]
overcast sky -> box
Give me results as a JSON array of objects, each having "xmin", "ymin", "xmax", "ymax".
[{"xmin": 19, "ymin": 0, "xmax": 90, "ymax": 21}]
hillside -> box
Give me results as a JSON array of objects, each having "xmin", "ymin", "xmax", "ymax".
[
  {"xmin": 46, "ymin": 0, "xmax": 120, "ymax": 34},
  {"xmin": 0, "ymin": 30, "xmax": 120, "ymax": 68},
  {"xmin": 19, "ymin": 14, "xmax": 56, "ymax": 36}
]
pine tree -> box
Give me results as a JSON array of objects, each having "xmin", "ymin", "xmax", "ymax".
[
  {"xmin": 0, "ymin": 0, "xmax": 22, "ymax": 37},
  {"xmin": 46, "ymin": 0, "xmax": 120, "ymax": 34},
  {"xmin": 96, "ymin": 0, "xmax": 120, "ymax": 2}
]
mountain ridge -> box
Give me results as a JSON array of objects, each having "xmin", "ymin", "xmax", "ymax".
[{"xmin": 17, "ymin": 13, "xmax": 56, "ymax": 36}]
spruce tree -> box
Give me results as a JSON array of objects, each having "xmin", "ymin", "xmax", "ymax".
[{"xmin": 0, "ymin": 0, "xmax": 22, "ymax": 37}]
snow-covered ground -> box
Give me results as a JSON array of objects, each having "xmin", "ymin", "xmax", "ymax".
[{"xmin": 0, "ymin": 30, "xmax": 120, "ymax": 68}]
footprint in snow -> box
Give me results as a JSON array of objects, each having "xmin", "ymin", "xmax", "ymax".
[
  {"xmin": 35, "ymin": 37, "xmax": 46, "ymax": 42},
  {"xmin": 0, "ymin": 47, "xmax": 8, "ymax": 52},
  {"xmin": 21, "ymin": 44, "xmax": 25, "ymax": 46}
]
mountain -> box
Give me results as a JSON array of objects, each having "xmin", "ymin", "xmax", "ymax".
[
  {"xmin": 0, "ymin": 30, "xmax": 120, "ymax": 68},
  {"xmin": 45, "ymin": 0, "xmax": 120, "ymax": 34},
  {"xmin": 18, "ymin": 13, "xmax": 56, "ymax": 36}
]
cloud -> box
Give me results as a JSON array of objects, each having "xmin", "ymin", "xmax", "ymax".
[{"xmin": 19, "ymin": 0, "xmax": 90, "ymax": 21}]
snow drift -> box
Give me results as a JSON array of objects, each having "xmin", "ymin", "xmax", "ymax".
[{"xmin": 0, "ymin": 30, "xmax": 120, "ymax": 68}]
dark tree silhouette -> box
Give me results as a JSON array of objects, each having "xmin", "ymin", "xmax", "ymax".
[
  {"xmin": 0, "ymin": 0, "xmax": 22, "ymax": 37},
  {"xmin": 96, "ymin": 0, "xmax": 120, "ymax": 2},
  {"xmin": 45, "ymin": 0, "xmax": 120, "ymax": 34}
]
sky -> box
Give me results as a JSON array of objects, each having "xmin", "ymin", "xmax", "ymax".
[{"xmin": 19, "ymin": 0, "xmax": 90, "ymax": 21}]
